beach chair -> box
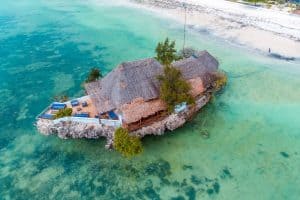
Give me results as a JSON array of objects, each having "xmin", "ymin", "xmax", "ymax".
[
  {"xmin": 74, "ymin": 112, "xmax": 90, "ymax": 118},
  {"xmin": 71, "ymin": 99, "xmax": 80, "ymax": 107},
  {"xmin": 108, "ymin": 111, "xmax": 118, "ymax": 120},
  {"xmin": 82, "ymin": 101, "xmax": 88, "ymax": 107},
  {"xmin": 39, "ymin": 114, "xmax": 54, "ymax": 119},
  {"xmin": 51, "ymin": 103, "xmax": 66, "ymax": 110}
]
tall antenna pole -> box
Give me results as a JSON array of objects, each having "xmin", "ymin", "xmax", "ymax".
[{"xmin": 183, "ymin": 3, "xmax": 187, "ymax": 52}]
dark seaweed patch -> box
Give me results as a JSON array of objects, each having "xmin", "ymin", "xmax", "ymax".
[
  {"xmin": 89, "ymin": 163, "xmax": 103, "ymax": 173},
  {"xmin": 172, "ymin": 181, "xmax": 180, "ymax": 187},
  {"xmin": 144, "ymin": 179, "xmax": 153, "ymax": 188},
  {"xmin": 144, "ymin": 186, "xmax": 160, "ymax": 200},
  {"xmin": 182, "ymin": 165, "xmax": 193, "ymax": 170},
  {"xmin": 181, "ymin": 179, "xmax": 188, "ymax": 187},
  {"xmin": 190, "ymin": 175, "xmax": 202, "ymax": 185},
  {"xmin": 0, "ymin": 137, "xmax": 10, "ymax": 150},
  {"xmin": 124, "ymin": 164, "xmax": 140, "ymax": 178},
  {"xmin": 145, "ymin": 159, "xmax": 171, "ymax": 179},
  {"xmin": 96, "ymin": 185, "xmax": 107, "ymax": 196},
  {"xmin": 161, "ymin": 178, "xmax": 171, "ymax": 186},
  {"xmin": 213, "ymin": 182, "xmax": 220, "ymax": 194},
  {"xmin": 29, "ymin": 145, "xmax": 61, "ymax": 172},
  {"xmin": 204, "ymin": 181, "xmax": 221, "ymax": 196},
  {"xmin": 204, "ymin": 177, "xmax": 213, "ymax": 183},
  {"xmin": 8, "ymin": 187, "xmax": 34, "ymax": 200},
  {"xmin": 280, "ymin": 152, "xmax": 289, "ymax": 158},
  {"xmin": 0, "ymin": 176, "xmax": 14, "ymax": 191},
  {"xmin": 206, "ymin": 188, "xmax": 214, "ymax": 195},
  {"xmin": 62, "ymin": 153, "xmax": 85, "ymax": 174},
  {"xmin": 135, "ymin": 189, "xmax": 146, "ymax": 200},
  {"xmin": 171, "ymin": 196, "xmax": 185, "ymax": 200},
  {"xmin": 220, "ymin": 167, "xmax": 233, "ymax": 179},
  {"xmin": 184, "ymin": 186, "xmax": 196, "ymax": 200}
]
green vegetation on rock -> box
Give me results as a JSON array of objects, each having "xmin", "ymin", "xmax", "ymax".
[
  {"xmin": 155, "ymin": 38, "xmax": 194, "ymax": 112},
  {"xmin": 212, "ymin": 70, "xmax": 227, "ymax": 91},
  {"xmin": 85, "ymin": 68, "xmax": 102, "ymax": 83},
  {"xmin": 114, "ymin": 127, "xmax": 143, "ymax": 157},
  {"xmin": 55, "ymin": 108, "xmax": 73, "ymax": 119},
  {"xmin": 158, "ymin": 65, "xmax": 195, "ymax": 112},
  {"xmin": 155, "ymin": 38, "xmax": 179, "ymax": 66}
]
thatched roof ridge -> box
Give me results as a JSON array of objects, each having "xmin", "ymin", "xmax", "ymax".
[{"xmin": 85, "ymin": 51, "xmax": 219, "ymax": 115}]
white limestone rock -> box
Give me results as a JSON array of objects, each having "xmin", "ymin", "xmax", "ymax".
[{"xmin": 36, "ymin": 95, "xmax": 211, "ymax": 149}]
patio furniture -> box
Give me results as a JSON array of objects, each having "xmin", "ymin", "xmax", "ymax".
[
  {"xmin": 39, "ymin": 114, "xmax": 54, "ymax": 119},
  {"xmin": 51, "ymin": 103, "xmax": 66, "ymax": 110},
  {"xmin": 71, "ymin": 99, "xmax": 80, "ymax": 107},
  {"xmin": 82, "ymin": 101, "xmax": 88, "ymax": 107},
  {"xmin": 50, "ymin": 110, "xmax": 58, "ymax": 114},
  {"xmin": 74, "ymin": 112, "xmax": 90, "ymax": 118},
  {"xmin": 108, "ymin": 111, "xmax": 118, "ymax": 120}
]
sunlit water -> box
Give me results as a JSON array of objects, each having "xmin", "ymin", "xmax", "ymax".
[{"xmin": 0, "ymin": 0, "xmax": 300, "ymax": 199}]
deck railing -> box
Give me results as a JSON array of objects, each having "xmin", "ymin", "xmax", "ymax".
[
  {"xmin": 52, "ymin": 117, "xmax": 122, "ymax": 127},
  {"xmin": 174, "ymin": 102, "xmax": 187, "ymax": 113},
  {"xmin": 100, "ymin": 119, "xmax": 122, "ymax": 127},
  {"xmin": 63, "ymin": 95, "xmax": 91, "ymax": 104},
  {"xmin": 53, "ymin": 117, "xmax": 99, "ymax": 124}
]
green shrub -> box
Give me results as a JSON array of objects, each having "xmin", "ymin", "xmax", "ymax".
[
  {"xmin": 85, "ymin": 68, "xmax": 102, "ymax": 83},
  {"xmin": 155, "ymin": 38, "xmax": 194, "ymax": 112},
  {"xmin": 155, "ymin": 38, "xmax": 179, "ymax": 66},
  {"xmin": 158, "ymin": 65, "xmax": 195, "ymax": 112},
  {"xmin": 212, "ymin": 71, "xmax": 227, "ymax": 91},
  {"xmin": 114, "ymin": 128, "xmax": 143, "ymax": 157},
  {"xmin": 55, "ymin": 108, "xmax": 73, "ymax": 119}
]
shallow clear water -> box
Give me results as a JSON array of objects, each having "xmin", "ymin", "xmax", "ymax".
[{"xmin": 1, "ymin": 0, "xmax": 300, "ymax": 199}]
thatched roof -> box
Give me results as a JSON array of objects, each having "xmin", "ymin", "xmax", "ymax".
[
  {"xmin": 173, "ymin": 51, "xmax": 219, "ymax": 88},
  {"xmin": 86, "ymin": 58, "xmax": 162, "ymax": 114},
  {"xmin": 121, "ymin": 98, "xmax": 166, "ymax": 124},
  {"xmin": 85, "ymin": 51, "xmax": 218, "ymax": 115}
]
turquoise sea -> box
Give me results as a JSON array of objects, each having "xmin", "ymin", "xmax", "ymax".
[{"xmin": 1, "ymin": 0, "xmax": 300, "ymax": 199}]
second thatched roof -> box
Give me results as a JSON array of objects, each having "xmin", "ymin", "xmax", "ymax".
[{"xmin": 85, "ymin": 50, "xmax": 219, "ymax": 114}]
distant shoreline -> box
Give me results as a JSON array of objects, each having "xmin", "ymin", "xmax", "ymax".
[{"xmin": 129, "ymin": 0, "xmax": 300, "ymax": 59}]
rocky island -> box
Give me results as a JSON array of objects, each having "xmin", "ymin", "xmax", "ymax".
[{"xmin": 36, "ymin": 39, "xmax": 226, "ymax": 156}]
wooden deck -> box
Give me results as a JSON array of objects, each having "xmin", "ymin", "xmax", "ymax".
[
  {"xmin": 45, "ymin": 96, "xmax": 98, "ymax": 118},
  {"xmin": 67, "ymin": 96, "xmax": 98, "ymax": 118}
]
